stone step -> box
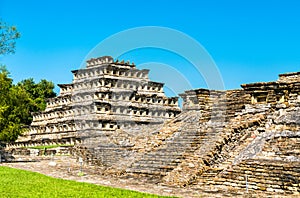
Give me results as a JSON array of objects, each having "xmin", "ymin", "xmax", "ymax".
[
  {"xmin": 131, "ymin": 162, "xmax": 179, "ymax": 169},
  {"xmin": 126, "ymin": 168, "xmax": 168, "ymax": 176}
]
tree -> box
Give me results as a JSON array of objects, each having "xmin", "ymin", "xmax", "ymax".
[
  {"xmin": 0, "ymin": 18, "xmax": 21, "ymax": 142},
  {"xmin": 0, "ymin": 67, "xmax": 56, "ymax": 142},
  {"xmin": 0, "ymin": 67, "xmax": 28, "ymax": 141},
  {"xmin": 0, "ymin": 19, "xmax": 56, "ymax": 142},
  {"xmin": 17, "ymin": 78, "xmax": 56, "ymax": 112},
  {"xmin": 0, "ymin": 66, "xmax": 13, "ymax": 140},
  {"xmin": 0, "ymin": 85, "xmax": 31, "ymax": 141},
  {"xmin": 0, "ymin": 19, "xmax": 21, "ymax": 55}
]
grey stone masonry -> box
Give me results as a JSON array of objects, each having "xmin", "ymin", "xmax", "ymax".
[
  {"xmin": 6, "ymin": 60, "xmax": 300, "ymax": 195},
  {"xmin": 7, "ymin": 56, "xmax": 181, "ymax": 154}
]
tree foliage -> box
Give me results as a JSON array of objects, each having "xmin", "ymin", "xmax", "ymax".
[
  {"xmin": 0, "ymin": 19, "xmax": 21, "ymax": 55},
  {"xmin": 0, "ymin": 66, "xmax": 56, "ymax": 142},
  {"xmin": 0, "ymin": 19, "xmax": 56, "ymax": 142},
  {"xmin": 17, "ymin": 78, "xmax": 56, "ymax": 112}
]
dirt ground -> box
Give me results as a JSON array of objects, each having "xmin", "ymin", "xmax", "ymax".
[{"xmin": 0, "ymin": 155, "xmax": 291, "ymax": 198}]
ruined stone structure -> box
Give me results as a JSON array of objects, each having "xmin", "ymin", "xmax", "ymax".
[
  {"xmin": 7, "ymin": 56, "xmax": 180, "ymax": 153},
  {"xmin": 7, "ymin": 57, "xmax": 300, "ymax": 195},
  {"xmin": 122, "ymin": 71, "xmax": 300, "ymax": 194}
]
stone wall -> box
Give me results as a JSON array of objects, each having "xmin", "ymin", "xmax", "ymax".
[
  {"xmin": 0, "ymin": 143, "xmax": 14, "ymax": 162},
  {"xmin": 5, "ymin": 59, "xmax": 300, "ymax": 195},
  {"xmin": 118, "ymin": 71, "xmax": 300, "ymax": 195},
  {"xmin": 278, "ymin": 71, "xmax": 300, "ymax": 83},
  {"xmin": 179, "ymin": 89, "xmax": 251, "ymax": 121},
  {"xmin": 215, "ymin": 159, "xmax": 300, "ymax": 194}
]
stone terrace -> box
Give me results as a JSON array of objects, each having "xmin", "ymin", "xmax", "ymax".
[
  {"xmin": 118, "ymin": 71, "xmax": 300, "ymax": 195},
  {"xmin": 5, "ymin": 58, "xmax": 300, "ymax": 195}
]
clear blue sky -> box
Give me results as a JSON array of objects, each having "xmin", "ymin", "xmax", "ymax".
[{"xmin": 1, "ymin": 0, "xmax": 300, "ymax": 95}]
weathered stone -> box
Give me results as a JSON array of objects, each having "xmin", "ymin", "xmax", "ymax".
[{"xmin": 5, "ymin": 58, "xmax": 300, "ymax": 195}]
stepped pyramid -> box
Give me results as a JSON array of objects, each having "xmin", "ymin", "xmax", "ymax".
[{"xmin": 8, "ymin": 56, "xmax": 181, "ymax": 152}]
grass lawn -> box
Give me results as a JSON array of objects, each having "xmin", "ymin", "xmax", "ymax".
[{"xmin": 0, "ymin": 166, "xmax": 174, "ymax": 198}]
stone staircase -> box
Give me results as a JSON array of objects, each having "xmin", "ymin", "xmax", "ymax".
[
  {"xmin": 125, "ymin": 111, "xmax": 204, "ymax": 179},
  {"xmin": 72, "ymin": 138, "xmax": 135, "ymax": 168},
  {"xmin": 194, "ymin": 131, "xmax": 257, "ymax": 186},
  {"xmin": 69, "ymin": 76, "xmax": 300, "ymax": 194},
  {"xmin": 125, "ymin": 94, "xmax": 230, "ymax": 182},
  {"xmin": 165, "ymin": 108, "xmax": 270, "ymax": 186},
  {"xmin": 191, "ymin": 106, "xmax": 300, "ymax": 194}
]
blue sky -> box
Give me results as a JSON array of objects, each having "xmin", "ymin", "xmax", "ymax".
[{"xmin": 1, "ymin": 0, "xmax": 300, "ymax": 95}]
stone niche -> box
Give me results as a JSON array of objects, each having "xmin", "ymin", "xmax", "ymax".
[{"xmin": 251, "ymin": 92, "xmax": 268, "ymax": 104}]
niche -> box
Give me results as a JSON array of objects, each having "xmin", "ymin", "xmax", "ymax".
[{"xmin": 251, "ymin": 92, "xmax": 268, "ymax": 104}]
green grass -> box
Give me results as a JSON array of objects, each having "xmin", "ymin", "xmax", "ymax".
[{"xmin": 0, "ymin": 166, "xmax": 173, "ymax": 198}]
